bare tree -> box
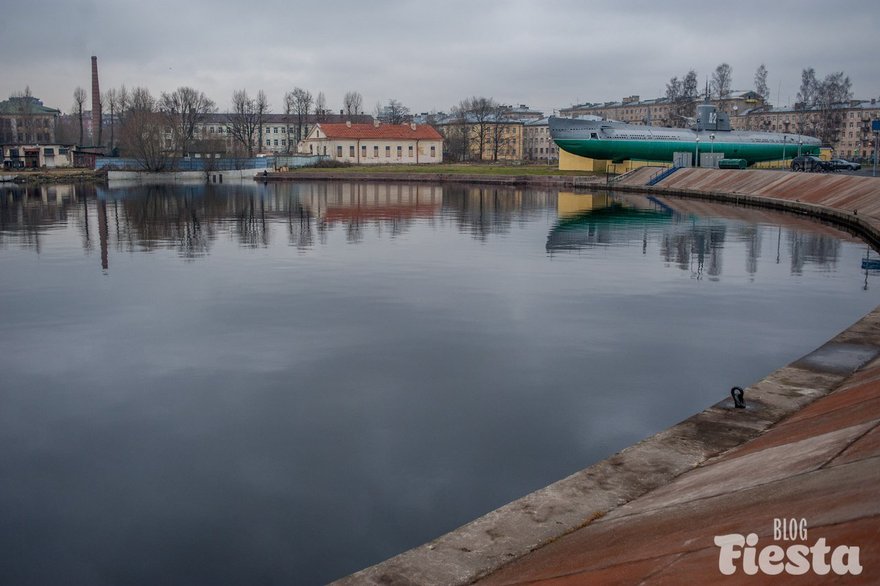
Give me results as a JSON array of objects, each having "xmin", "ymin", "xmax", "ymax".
[
  {"xmin": 227, "ymin": 89, "xmax": 259, "ymax": 157},
  {"xmin": 343, "ymin": 91, "xmax": 363, "ymax": 117},
  {"xmin": 377, "ymin": 98, "xmax": 411, "ymax": 125},
  {"xmin": 118, "ymin": 85, "xmax": 130, "ymax": 119},
  {"xmin": 118, "ymin": 87, "xmax": 169, "ymax": 171},
  {"xmin": 256, "ymin": 90, "xmax": 269, "ymax": 153},
  {"xmin": 489, "ymin": 103, "xmax": 512, "ymax": 161},
  {"xmin": 103, "ymin": 88, "xmax": 118, "ymax": 152},
  {"xmin": 285, "ymin": 87, "xmax": 312, "ymax": 151},
  {"xmin": 442, "ymin": 105, "xmax": 471, "ymax": 161},
  {"xmin": 796, "ymin": 68, "xmax": 819, "ymax": 135},
  {"xmin": 73, "ymin": 86, "xmax": 87, "ymax": 145},
  {"xmin": 683, "ymin": 70, "xmax": 699, "ymax": 101},
  {"xmin": 159, "ymin": 86, "xmax": 216, "ymax": 159},
  {"xmin": 754, "ymin": 64, "xmax": 770, "ymax": 103},
  {"xmin": 462, "ymin": 96, "xmax": 496, "ymax": 161},
  {"xmin": 711, "ymin": 63, "xmax": 733, "ymax": 101},
  {"xmin": 7, "ymin": 86, "xmax": 39, "ymax": 143},
  {"xmin": 315, "ymin": 92, "xmax": 327, "ymax": 122},
  {"xmin": 814, "ymin": 71, "xmax": 852, "ymax": 146},
  {"xmin": 665, "ymin": 76, "xmax": 684, "ymax": 127}
]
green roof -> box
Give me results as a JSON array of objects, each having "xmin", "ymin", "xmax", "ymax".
[{"xmin": 0, "ymin": 96, "xmax": 61, "ymax": 115}]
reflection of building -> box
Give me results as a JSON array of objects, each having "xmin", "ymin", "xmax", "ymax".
[
  {"xmin": 295, "ymin": 182, "xmax": 443, "ymax": 224},
  {"xmin": 300, "ymin": 122, "xmax": 443, "ymax": 164}
]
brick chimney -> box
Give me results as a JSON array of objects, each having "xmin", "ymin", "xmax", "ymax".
[{"xmin": 91, "ymin": 56, "xmax": 102, "ymax": 147}]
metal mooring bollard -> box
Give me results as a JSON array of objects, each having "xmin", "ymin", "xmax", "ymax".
[{"xmin": 731, "ymin": 386, "xmax": 746, "ymax": 409}]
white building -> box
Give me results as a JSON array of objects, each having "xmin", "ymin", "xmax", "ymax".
[{"xmin": 301, "ymin": 121, "xmax": 443, "ymax": 164}]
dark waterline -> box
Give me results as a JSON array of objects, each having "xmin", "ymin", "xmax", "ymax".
[{"xmin": 1, "ymin": 181, "xmax": 878, "ymax": 584}]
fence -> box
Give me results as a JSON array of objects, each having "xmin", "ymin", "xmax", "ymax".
[{"xmin": 95, "ymin": 155, "xmax": 327, "ymax": 172}]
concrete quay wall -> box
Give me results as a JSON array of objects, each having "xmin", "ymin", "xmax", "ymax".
[
  {"xmin": 261, "ymin": 170, "xmax": 605, "ymax": 189},
  {"xmin": 335, "ymin": 169, "xmax": 880, "ymax": 585}
]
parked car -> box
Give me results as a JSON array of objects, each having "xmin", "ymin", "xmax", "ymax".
[
  {"xmin": 791, "ymin": 155, "xmax": 832, "ymax": 172},
  {"xmin": 830, "ymin": 158, "xmax": 861, "ymax": 171}
]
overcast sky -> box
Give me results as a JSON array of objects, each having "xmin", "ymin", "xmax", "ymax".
[{"xmin": 2, "ymin": 0, "xmax": 879, "ymax": 116}]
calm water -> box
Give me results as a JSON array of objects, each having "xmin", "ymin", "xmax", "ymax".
[{"xmin": 1, "ymin": 181, "xmax": 878, "ymax": 584}]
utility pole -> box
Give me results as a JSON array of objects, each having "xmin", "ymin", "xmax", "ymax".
[{"xmin": 873, "ymin": 119, "xmax": 879, "ymax": 177}]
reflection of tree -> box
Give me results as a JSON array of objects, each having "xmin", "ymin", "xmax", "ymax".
[
  {"xmin": 233, "ymin": 193, "xmax": 270, "ymax": 249},
  {"xmin": 660, "ymin": 223, "xmax": 726, "ymax": 279},
  {"xmin": 287, "ymin": 197, "xmax": 314, "ymax": 250},
  {"xmin": 740, "ymin": 225, "xmax": 761, "ymax": 275},
  {"xmin": 442, "ymin": 186, "xmax": 551, "ymax": 241},
  {"xmin": 0, "ymin": 185, "xmax": 848, "ymax": 279},
  {"xmin": 789, "ymin": 232, "xmax": 840, "ymax": 275},
  {"xmin": 113, "ymin": 185, "xmax": 218, "ymax": 258}
]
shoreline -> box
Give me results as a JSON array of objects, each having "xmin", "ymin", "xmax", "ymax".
[{"xmin": 330, "ymin": 168, "xmax": 880, "ymax": 584}]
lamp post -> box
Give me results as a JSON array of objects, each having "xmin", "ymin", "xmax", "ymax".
[
  {"xmin": 709, "ymin": 133, "xmax": 716, "ymax": 168},
  {"xmin": 695, "ymin": 137, "xmax": 700, "ymax": 167},
  {"xmin": 782, "ymin": 135, "xmax": 787, "ymax": 164}
]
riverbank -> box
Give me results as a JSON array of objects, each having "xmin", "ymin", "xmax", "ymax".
[
  {"xmin": 0, "ymin": 168, "xmax": 106, "ymax": 185},
  {"xmin": 335, "ymin": 168, "xmax": 880, "ymax": 585}
]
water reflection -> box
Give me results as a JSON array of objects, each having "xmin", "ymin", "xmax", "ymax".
[
  {"xmin": 0, "ymin": 183, "xmax": 857, "ymax": 280},
  {"xmin": 1, "ymin": 180, "xmax": 878, "ymax": 585},
  {"xmin": 545, "ymin": 191, "xmax": 850, "ymax": 280}
]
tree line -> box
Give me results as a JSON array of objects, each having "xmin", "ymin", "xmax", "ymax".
[
  {"xmin": 663, "ymin": 62, "xmax": 853, "ymax": 144},
  {"xmin": 55, "ymin": 85, "xmax": 415, "ymax": 170}
]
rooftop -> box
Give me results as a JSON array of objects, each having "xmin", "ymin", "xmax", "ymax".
[{"xmin": 314, "ymin": 122, "xmax": 442, "ymax": 141}]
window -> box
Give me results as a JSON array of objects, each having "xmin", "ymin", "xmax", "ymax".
[
  {"xmin": 273, "ymin": 127, "xmax": 278, "ymax": 133},
  {"xmin": 408, "ymin": 145, "xmax": 413, "ymax": 157},
  {"xmin": 337, "ymin": 145, "xmax": 343, "ymax": 157},
  {"xmin": 274, "ymin": 139, "xmax": 278, "ymax": 146},
  {"xmin": 350, "ymin": 145, "xmax": 355, "ymax": 157},
  {"xmin": 362, "ymin": 145, "xmax": 367, "ymax": 157},
  {"xmin": 430, "ymin": 145, "xmax": 436, "ymax": 157},
  {"xmin": 266, "ymin": 139, "xmax": 271, "ymax": 146},
  {"xmin": 397, "ymin": 146, "xmax": 402, "ymax": 158},
  {"xmin": 386, "ymin": 146, "xmax": 390, "ymax": 157},
  {"xmin": 374, "ymin": 146, "xmax": 379, "ymax": 157}
]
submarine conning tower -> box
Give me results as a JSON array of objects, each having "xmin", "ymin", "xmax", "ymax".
[{"xmin": 695, "ymin": 104, "xmax": 731, "ymax": 132}]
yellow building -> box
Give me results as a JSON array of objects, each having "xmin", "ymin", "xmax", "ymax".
[{"xmin": 435, "ymin": 117, "xmax": 524, "ymax": 162}]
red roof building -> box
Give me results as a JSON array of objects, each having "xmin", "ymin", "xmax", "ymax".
[{"xmin": 301, "ymin": 121, "xmax": 443, "ymax": 164}]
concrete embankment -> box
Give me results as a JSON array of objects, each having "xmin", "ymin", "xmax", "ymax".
[
  {"xmin": 615, "ymin": 167, "xmax": 880, "ymax": 250},
  {"xmin": 335, "ymin": 169, "xmax": 880, "ymax": 585},
  {"xmin": 262, "ymin": 170, "xmax": 604, "ymax": 189}
]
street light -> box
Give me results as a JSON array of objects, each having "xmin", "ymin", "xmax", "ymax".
[
  {"xmin": 695, "ymin": 137, "xmax": 700, "ymax": 167},
  {"xmin": 782, "ymin": 135, "xmax": 787, "ymax": 163},
  {"xmin": 710, "ymin": 134, "xmax": 716, "ymax": 167}
]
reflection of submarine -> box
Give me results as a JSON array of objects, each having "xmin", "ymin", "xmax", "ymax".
[{"xmin": 548, "ymin": 192, "xmax": 675, "ymax": 252}]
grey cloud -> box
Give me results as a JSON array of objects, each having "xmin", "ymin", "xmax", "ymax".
[{"xmin": 1, "ymin": 0, "xmax": 878, "ymax": 114}]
